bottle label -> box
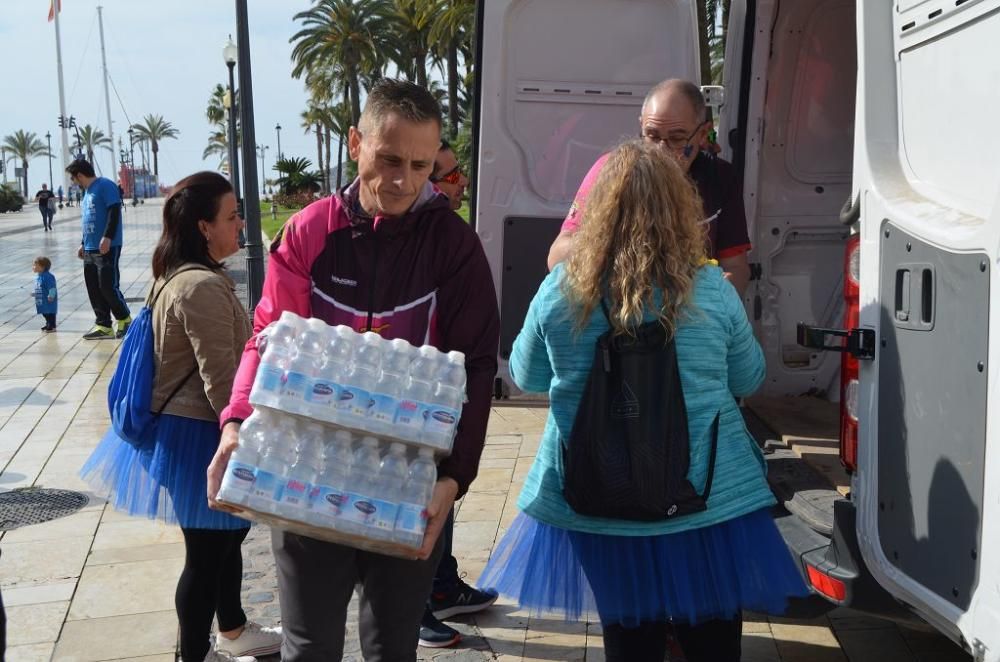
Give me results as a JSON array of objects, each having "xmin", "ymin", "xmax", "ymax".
[
  {"xmin": 425, "ymin": 406, "xmax": 460, "ymax": 439},
  {"xmin": 280, "ymin": 479, "xmax": 311, "ymax": 511},
  {"xmin": 257, "ymin": 364, "xmax": 283, "ymax": 393},
  {"xmin": 342, "ymin": 387, "xmax": 373, "ymax": 420},
  {"xmin": 370, "ymin": 393, "xmax": 398, "ymax": 425},
  {"xmin": 251, "ymin": 469, "xmax": 279, "ymax": 504},
  {"xmin": 369, "ymin": 498, "xmax": 399, "ymax": 534},
  {"xmin": 342, "ymin": 492, "xmax": 378, "ymax": 527},
  {"xmin": 221, "ymin": 461, "xmax": 256, "ymax": 496},
  {"xmin": 283, "ymin": 371, "xmax": 311, "ymax": 400},
  {"xmin": 309, "ymin": 379, "xmax": 338, "ymax": 406},
  {"xmin": 313, "ymin": 486, "xmax": 350, "ymax": 518},
  {"xmin": 395, "ymin": 400, "xmax": 428, "ymax": 439},
  {"xmin": 395, "ymin": 502, "xmax": 428, "ymax": 535}
]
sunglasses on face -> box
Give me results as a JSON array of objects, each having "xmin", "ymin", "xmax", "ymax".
[{"xmin": 431, "ymin": 165, "xmax": 464, "ymax": 185}]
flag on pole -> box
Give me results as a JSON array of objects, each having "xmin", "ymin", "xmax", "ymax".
[{"xmin": 47, "ymin": 0, "xmax": 61, "ymax": 22}]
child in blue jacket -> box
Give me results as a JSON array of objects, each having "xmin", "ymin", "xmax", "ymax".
[{"xmin": 33, "ymin": 256, "xmax": 57, "ymax": 332}]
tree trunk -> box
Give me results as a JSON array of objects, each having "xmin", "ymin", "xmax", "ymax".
[
  {"xmin": 696, "ymin": 0, "xmax": 712, "ymax": 85},
  {"xmin": 336, "ymin": 134, "xmax": 344, "ymax": 189},
  {"xmin": 22, "ymin": 161, "xmax": 28, "ymax": 197},
  {"xmin": 416, "ymin": 51, "xmax": 428, "ymax": 88},
  {"xmin": 324, "ymin": 126, "xmax": 332, "ymax": 195},
  {"xmin": 447, "ymin": 40, "xmax": 460, "ymax": 138},
  {"xmin": 349, "ymin": 74, "xmax": 363, "ymax": 127},
  {"xmin": 152, "ymin": 141, "xmax": 159, "ymax": 178},
  {"xmin": 315, "ymin": 123, "xmax": 325, "ymax": 194}
]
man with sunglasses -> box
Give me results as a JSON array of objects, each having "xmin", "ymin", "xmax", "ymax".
[
  {"xmin": 416, "ymin": 141, "xmax": 498, "ymax": 650},
  {"xmin": 429, "ymin": 140, "xmax": 469, "ymax": 213},
  {"xmin": 546, "ymin": 78, "xmax": 752, "ymax": 295}
]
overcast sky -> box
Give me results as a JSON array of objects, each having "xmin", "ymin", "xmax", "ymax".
[{"xmin": 1, "ymin": 0, "xmax": 319, "ymax": 190}]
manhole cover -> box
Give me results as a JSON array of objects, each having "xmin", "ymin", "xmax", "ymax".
[{"xmin": 0, "ymin": 488, "xmax": 89, "ymax": 530}]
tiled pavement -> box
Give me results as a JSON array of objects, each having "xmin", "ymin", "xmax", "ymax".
[{"xmin": 0, "ymin": 199, "xmax": 970, "ymax": 661}]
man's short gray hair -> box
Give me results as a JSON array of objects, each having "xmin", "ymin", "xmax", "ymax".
[
  {"xmin": 357, "ymin": 78, "xmax": 442, "ymax": 135},
  {"xmin": 641, "ymin": 79, "xmax": 706, "ymax": 120}
]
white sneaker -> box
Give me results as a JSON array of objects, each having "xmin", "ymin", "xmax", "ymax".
[
  {"xmin": 204, "ymin": 651, "xmax": 256, "ymax": 662},
  {"xmin": 215, "ymin": 621, "xmax": 283, "ymax": 658}
]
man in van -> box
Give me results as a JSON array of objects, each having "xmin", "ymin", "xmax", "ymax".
[
  {"xmin": 209, "ymin": 79, "xmax": 500, "ymax": 661},
  {"xmin": 547, "ymin": 78, "xmax": 752, "ymax": 295},
  {"xmin": 430, "ymin": 140, "xmax": 469, "ymax": 213}
]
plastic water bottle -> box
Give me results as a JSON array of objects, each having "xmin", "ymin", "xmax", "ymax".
[
  {"xmin": 340, "ymin": 333, "xmax": 382, "ymax": 428},
  {"xmin": 248, "ymin": 418, "xmax": 298, "ymax": 514},
  {"xmin": 370, "ymin": 339, "xmax": 412, "ymax": 435},
  {"xmin": 396, "ymin": 345, "xmax": 437, "ymax": 441},
  {"xmin": 341, "ymin": 436, "xmax": 382, "ymax": 535},
  {"xmin": 367, "ymin": 442, "xmax": 408, "ymax": 540},
  {"xmin": 324, "ymin": 325, "xmax": 356, "ymax": 424},
  {"xmin": 217, "ymin": 409, "xmax": 271, "ymax": 506},
  {"xmin": 424, "ymin": 351, "xmax": 467, "ymax": 449},
  {"xmin": 282, "ymin": 319, "xmax": 326, "ymax": 415},
  {"xmin": 251, "ymin": 313, "xmax": 301, "ymax": 407},
  {"xmin": 309, "ymin": 429, "xmax": 355, "ymax": 528},
  {"xmin": 395, "ymin": 448, "xmax": 437, "ymax": 548},
  {"xmin": 277, "ymin": 423, "xmax": 323, "ymax": 520}
]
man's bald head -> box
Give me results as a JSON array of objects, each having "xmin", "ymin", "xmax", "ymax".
[{"xmin": 641, "ymin": 79, "xmax": 705, "ymax": 123}]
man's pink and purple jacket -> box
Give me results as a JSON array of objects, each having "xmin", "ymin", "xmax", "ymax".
[{"xmin": 221, "ymin": 180, "xmax": 500, "ymax": 497}]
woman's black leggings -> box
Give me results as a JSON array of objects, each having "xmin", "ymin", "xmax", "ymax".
[
  {"xmin": 602, "ymin": 614, "xmax": 743, "ymax": 662},
  {"xmin": 177, "ymin": 527, "xmax": 250, "ymax": 661}
]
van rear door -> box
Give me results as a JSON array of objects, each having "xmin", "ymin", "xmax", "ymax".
[
  {"xmin": 473, "ymin": 0, "xmax": 700, "ymax": 389},
  {"xmin": 854, "ymin": 0, "xmax": 1000, "ymax": 652}
]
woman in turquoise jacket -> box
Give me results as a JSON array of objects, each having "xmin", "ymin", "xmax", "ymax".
[{"xmin": 481, "ymin": 141, "xmax": 807, "ymax": 661}]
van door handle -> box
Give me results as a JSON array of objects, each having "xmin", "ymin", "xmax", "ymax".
[{"xmin": 895, "ymin": 269, "xmax": 911, "ymax": 322}]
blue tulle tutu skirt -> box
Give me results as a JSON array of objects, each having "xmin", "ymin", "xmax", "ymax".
[
  {"xmin": 81, "ymin": 414, "xmax": 248, "ymax": 530},
  {"xmin": 480, "ymin": 508, "xmax": 809, "ymax": 627}
]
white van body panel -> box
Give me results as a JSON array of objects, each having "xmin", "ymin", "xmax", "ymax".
[
  {"xmin": 475, "ymin": 0, "xmax": 700, "ymax": 382},
  {"xmin": 852, "ymin": 0, "xmax": 1000, "ymax": 653}
]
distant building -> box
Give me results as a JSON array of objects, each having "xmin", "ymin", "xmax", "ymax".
[{"xmin": 118, "ymin": 164, "xmax": 158, "ymax": 199}]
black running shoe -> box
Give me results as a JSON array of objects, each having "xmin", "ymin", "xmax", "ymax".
[
  {"xmin": 430, "ymin": 577, "xmax": 499, "ymax": 620},
  {"xmin": 418, "ymin": 607, "xmax": 461, "ymax": 648}
]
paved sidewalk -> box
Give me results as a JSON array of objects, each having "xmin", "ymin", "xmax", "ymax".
[{"xmin": 0, "ymin": 199, "xmax": 969, "ymax": 661}]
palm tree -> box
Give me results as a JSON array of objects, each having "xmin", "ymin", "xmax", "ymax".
[
  {"xmin": 698, "ymin": 0, "xmax": 731, "ymax": 85},
  {"xmin": 79, "ymin": 124, "xmax": 113, "ymax": 163},
  {"xmin": 203, "ymin": 129, "xmax": 230, "ymax": 167},
  {"xmin": 2, "ymin": 130, "xmax": 50, "ymax": 197},
  {"xmin": 274, "ymin": 157, "xmax": 323, "ymax": 194},
  {"xmin": 206, "ymin": 83, "xmax": 228, "ymax": 128},
  {"xmin": 430, "ymin": 0, "xmax": 475, "ymax": 138},
  {"xmin": 290, "ymin": 0, "xmax": 391, "ymax": 126},
  {"xmin": 130, "ymin": 114, "xmax": 179, "ymax": 178},
  {"xmin": 383, "ymin": 0, "xmax": 435, "ymax": 88},
  {"xmin": 300, "ymin": 106, "xmax": 327, "ymax": 193}
]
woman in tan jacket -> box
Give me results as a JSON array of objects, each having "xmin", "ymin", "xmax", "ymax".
[{"xmin": 82, "ymin": 172, "xmax": 281, "ymax": 662}]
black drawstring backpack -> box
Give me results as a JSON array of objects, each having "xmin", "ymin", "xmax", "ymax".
[{"xmin": 562, "ymin": 299, "xmax": 719, "ymax": 522}]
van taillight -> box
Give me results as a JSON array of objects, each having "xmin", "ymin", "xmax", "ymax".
[{"xmin": 840, "ymin": 235, "xmax": 861, "ymax": 472}]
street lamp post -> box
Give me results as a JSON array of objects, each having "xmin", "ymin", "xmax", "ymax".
[
  {"xmin": 127, "ymin": 127, "xmax": 138, "ymax": 206},
  {"xmin": 257, "ymin": 144, "xmax": 268, "ymax": 198},
  {"xmin": 235, "ymin": 0, "xmax": 265, "ymax": 312},
  {"xmin": 223, "ymin": 36, "xmax": 243, "ymax": 217},
  {"xmin": 275, "ymin": 123, "xmax": 282, "ymax": 161},
  {"xmin": 45, "ymin": 132, "xmax": 54, "ymax": 189}
]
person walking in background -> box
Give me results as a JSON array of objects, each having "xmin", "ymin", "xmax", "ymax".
[
  {"xmin": 34, "ymin": 183, "xmax": 56, "ymax": 231},
  {"xmin": 67, "ymin": 159, "xmax": 132, "ymax": 340},
  {"xmin": 81, "ymin": 172, "xmax": 282, "ymax": 662},
  {"xmin": 33, "ymin": 256, "xmax": 58, "ymax": 332},
  {"xmin": 481, "ymin": 141, "xmax": 807, "ymax": 662},
  {"xmin": 57, "ymin": 184, "xmax": 64, "ymax": 207}
]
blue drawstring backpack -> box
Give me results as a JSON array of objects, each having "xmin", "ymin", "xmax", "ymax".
[{"xmin": 108, "ymin": 268, "xmax": 199, "ymax": 447}]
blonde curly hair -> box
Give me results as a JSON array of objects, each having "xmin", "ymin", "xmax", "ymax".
[{"xmin": 562, "ymin": 140, "xmax": 707, "ymax": 337}]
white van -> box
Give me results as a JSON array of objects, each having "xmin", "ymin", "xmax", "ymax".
[{"xmin": 472, "ymin": 0, "xmax": 1000, "ymax": 657}]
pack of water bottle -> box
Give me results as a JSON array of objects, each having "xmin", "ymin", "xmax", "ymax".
[
  {"xmin": 248, "ymin": 311, "xmax": 466, "ymax": 453},
  {"xmin": 218, "ymin": 409, "xmax": 438, "ymax": 552}
]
